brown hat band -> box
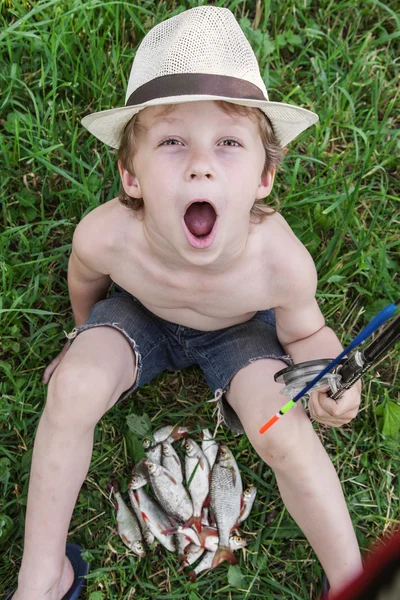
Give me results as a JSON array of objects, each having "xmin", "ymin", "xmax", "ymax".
[{"xmin": 125, "ymin": 73, "xmax": 267, "ymax": 106}]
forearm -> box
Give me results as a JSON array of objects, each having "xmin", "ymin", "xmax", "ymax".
[
  {"xmin": 68, "ymin": 273, "xmax": 111, "ymax": 326},
  {"xmin": 283, "ymin": 325, "xmax": 344, "ymax": 364}
]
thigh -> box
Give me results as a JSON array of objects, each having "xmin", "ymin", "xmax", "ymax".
[
  {"xmin": 226, "ymin": 358, "xmax": 314, "ymax": 463},
  {"xmin": 50, "ymin": 326, "xmax": 137, "ymax": 422}
]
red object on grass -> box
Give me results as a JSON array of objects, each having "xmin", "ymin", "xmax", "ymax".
[{"xmin": 330, "ymin": 528, "xmax": 400, "ymax": 600}]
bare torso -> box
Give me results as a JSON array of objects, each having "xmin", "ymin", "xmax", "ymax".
[{"xmin": 84, "ymin": 198, "xmax": 306, "ymax": 331}]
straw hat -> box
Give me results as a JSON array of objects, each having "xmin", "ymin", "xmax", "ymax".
[{"xmin": 81, "ymin": 6, "xmax": 318, "ymax": 148}]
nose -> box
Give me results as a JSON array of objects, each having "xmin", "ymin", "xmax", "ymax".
[{"xmin": 185, "ymin": 147, "xmax": 214, "ymax": 180}]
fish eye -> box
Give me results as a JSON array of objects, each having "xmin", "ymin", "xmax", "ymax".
[
  {"xmin": 185, "ymin": 443, "xmax": 190, "ymax": 451},
  {"xmin": 221, "ymin": 448, "xmax": 227, "ymax": 457},
  {"xmin": 244, "ymin": 487, "xmax": 250, "ymax": 494},
  {"xmin": 143, "ymin": 439, "xmax": 151, "ymax": 448}
]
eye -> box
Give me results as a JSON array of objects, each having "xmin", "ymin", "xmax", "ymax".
[
  {"xmin": 220, "ymin": 139, "xmax": 241, "ymax": 147},
  {"xmin": 160, "ymin": 138, "xmax": 182, "ymax": 146}
]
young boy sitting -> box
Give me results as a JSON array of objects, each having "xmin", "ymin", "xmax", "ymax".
[{"xmin": 12, "ymin": 6, "xmax": 363, "ymax": 600}]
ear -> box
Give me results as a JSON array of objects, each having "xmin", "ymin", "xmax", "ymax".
[
  {"xmin": 255, "ymin": 167, "xmax": 275, "ymax": 200},
  {"xmin": 118, "ymin": 160, "xmax": 142, "ymax": 198}
]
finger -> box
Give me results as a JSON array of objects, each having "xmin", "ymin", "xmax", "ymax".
[
  {"xmin": 308, "ymin": 400, "xmax": 356, "ymax": 426},
  {"xmin": 308, "ymin": 395, "xmax": 355, "ymax": 425},
  {"xmin": 318, "ymin": 392, "xmax": 360, "ymax": 417}
]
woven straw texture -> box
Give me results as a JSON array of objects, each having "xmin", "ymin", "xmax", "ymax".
[{"xmin": 81, "ymin": 6, "xmax": 319, "ymax": 148}]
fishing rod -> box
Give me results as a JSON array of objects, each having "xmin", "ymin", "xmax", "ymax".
[{"xmin": 259, "ymin": 302, "xmax": 400, "ymax": 434}]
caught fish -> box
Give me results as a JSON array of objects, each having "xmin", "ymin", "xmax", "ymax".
[
  {"xmin": 109, "ymin": 481, "xmax": 146, "ymax": 558},
  {"xmin": 133, "ymin": 487, "xmax": 176, "ymax": 552},
  {"xmin": 145, "ymin": 460, "xmax": 193, "ymax": 522},
  {"xmin": 146, "ymin": 443, "xmax": 162, "ymax": 464},
  {"xmin": 201, "ymin": 429, "xmax": 219, "ymax": 470},
  {"xmin": 127, "ymin": 487, "xmax": 155, "ymax": 546},
  {"xmin": 188, "ymin": 535, "xmax": 247, "ymax": 581},
  {"xmin": 209, "ymin": 445, "xmax": 242, "ymax": 568},
  {"xmin": 163, "ymin": 525, "xmax": 219, "ymax": 552},
  {"xmin": 202, "ymin": 507, "xmax": 210, "ymax": 527},
  {"xmin": 143, "ymin": 425, "xmax": 191, "ymax": 448},
  {"xmin": 162, "ymin": 441, "xmax": 183, "ymax": 483},
  {"xmin": 184, "ymin": 438, "xmax": 210, "ymax": 532},
  {"xmin": 239, "ymin": 486, "xmax": 257, "ymax": 523},
  {"xmin": 128, "ymin": 470, "xmax": 148, "ymax": 490},
  {"xmin": 176, "ymin": 532, "xmax": 193, "ymax": 562},
  {"xmin": 179, "ymin": 543, "xmax": 205, "ymax": 570},
  {"xmin": 131, "ymin": 458, "xmax": 148, "ymax": 479}
]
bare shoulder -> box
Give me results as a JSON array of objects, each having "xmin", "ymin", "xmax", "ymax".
[
  {"xmin": 260, "ymin": 212, "xmax": 318, "ymax": 299},
  {"xmin": 72, "ymin": 197, "xmax": 133, "ymax": 273}
]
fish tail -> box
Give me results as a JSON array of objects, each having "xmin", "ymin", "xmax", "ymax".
[
  {"xmin": 188, "ymin": 570, "xmax": 197, "ymax": 583},
  {"xmin": 187, "ymin": 515, "xmax": 202, "ymax": 533},
  {"xmin": 211, "ymin": 547, "xmax": 237, "ymax": 569},
  {"xmin": 161, "ymin": 526, "xmax": 178, "ymax": 536}
]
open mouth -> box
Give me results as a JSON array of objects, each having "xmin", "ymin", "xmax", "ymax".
[
  {"xmin": 184, "ymin": 201, "xmax": 217, "ymax": 237},
  {"xmin": 183, "ymin": 201, "xmax": 218, "ymax": 249}
]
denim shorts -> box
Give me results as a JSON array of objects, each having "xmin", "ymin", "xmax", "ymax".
[{"xmin": 67, "ymin": 284, "xmax": 292, "ymax": 434}]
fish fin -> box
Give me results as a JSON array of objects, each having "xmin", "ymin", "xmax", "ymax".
[
  {"xmin": 120, "ymin": 533, "xmax": 131, "ymax": 546},
  {"xmin": 161, "ymin": 526, "xmax": 178, "ymax": 536},
  {"xmin": 231, "ymin": 467, "xmax": 237, "ymax": 487},
  {"xmin": 211, "ymin": 547, "xmax": 237, "ymax": 569},
  {"xmin": 187, "ymin": 515, "xmax": 202, "ymax": 533},
  {"xmin": 189, "ymin": 570, "xmax": 197, "ymax": 583},
  {"xmin": 164, "ymin": 470, "xmax": 178, "ymax": 485},
  {"xmin": 141, "ymin": 511, "xmax": 148, "ymax": 521}
]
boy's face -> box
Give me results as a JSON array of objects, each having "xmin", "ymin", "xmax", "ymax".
[{"xmin": 119, "ymin": 101, "xmax": 274, "ymax": 268}]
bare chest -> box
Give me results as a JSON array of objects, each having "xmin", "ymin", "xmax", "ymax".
[{"xmin": 108, "ymin": 227, "xmax": 277, "ymax": 330}]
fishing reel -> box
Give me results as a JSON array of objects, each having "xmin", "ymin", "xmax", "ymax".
[{"xmin": 275, "ymin": 312, "xmax": 400, "ymax": 401}]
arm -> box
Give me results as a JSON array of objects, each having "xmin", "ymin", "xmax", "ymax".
[
  {"xmin": 68, "ymin": 217, "xmax": 112, "ymax": 326},
  {"xmin": 274, "ymin": 248, "xmax": 361, "ymax": 426},
  {"xmin": 42, "ymin": 216, "xmax": 111, "ymax": 384}
]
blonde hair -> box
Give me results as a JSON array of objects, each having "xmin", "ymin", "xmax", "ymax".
[{"xmin": 118, "ymin": 101, "xmax": 284, "ymax": 220}]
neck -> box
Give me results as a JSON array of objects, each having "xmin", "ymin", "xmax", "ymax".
[{"xmin": 142, "ymin": 219, "xmax": 250, "ymax": 274}]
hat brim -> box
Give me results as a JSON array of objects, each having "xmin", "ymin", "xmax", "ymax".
[{"xmin": 81, "ymin": 95, "xmax": 318, "ymax": 149}]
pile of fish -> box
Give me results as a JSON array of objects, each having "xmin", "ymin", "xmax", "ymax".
[{"xmin": 109, "ymin": 425, "xmax": 257, "ymax": 580}]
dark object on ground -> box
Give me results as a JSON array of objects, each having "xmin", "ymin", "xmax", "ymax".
[
  {"xmin": 5, "ymin": 542, "xmax": 90, "ymax": 600},
  {"xmin": 330, "ymin": 529, "xmax": 400, "ymax": 600}
]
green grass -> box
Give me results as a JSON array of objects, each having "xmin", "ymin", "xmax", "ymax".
[{"xmin": 1, "ymin": 0, "xmax": 399, "ymax": 598}]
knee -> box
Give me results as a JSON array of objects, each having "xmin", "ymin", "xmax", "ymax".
[
  {"xmin": 248, "ymin": 403, "xmax": 314, "ymax": 470},
  {"xmin": 45, "ymin": 360, "xmax": 112, "ymax": 429}
]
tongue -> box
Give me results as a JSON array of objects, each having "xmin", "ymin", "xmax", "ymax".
[{"xmin": 184, "ymin": 202, "xmax": 216, "ymax": 237}]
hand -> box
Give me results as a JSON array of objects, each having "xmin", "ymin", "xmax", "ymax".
[
  {"xmin": 42, "ymin": 340, "xmax": 71, "ymax": 384},
  {"xmin": 308, "ymin": 381, "xmax": 362, "ymax": 427}
]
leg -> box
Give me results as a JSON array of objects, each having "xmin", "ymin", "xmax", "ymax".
[
  {"xmin": 15, "ymin": 327, "xmax": 137, "ymax": 600},
  {"xmin": 226, "ymin": 359, "xmax": 362, "ymax": 596}
]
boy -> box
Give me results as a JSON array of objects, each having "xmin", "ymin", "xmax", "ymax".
[{"xmin": 13, "ymin": 6, "xmax": 363, "ymax": 600}]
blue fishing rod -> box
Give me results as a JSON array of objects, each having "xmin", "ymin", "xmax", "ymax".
[{"xmin": 260, "ymin": 301, "xmax": 399, "ymax": 434}]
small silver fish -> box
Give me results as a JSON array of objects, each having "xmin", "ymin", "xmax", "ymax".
[
  {"xmin": 128, "ymin": 470, "xmax": 148, "ymax": 490},
  {"xmin": 184, "ymin": 438, "xmax": 210, "ymax": 532},
  {"xmin": 110, "ymin": 482, "xmax": 145, "ymax": 558},
  {"xmin": 188, "ymin": 535, "xmax": 247, "ymax": 581},
  {"xmin": 143, "ymin": 425, "xmax": 191, "ymax": 448},
  {"xmin": 210, "ymin": 445, "xmax": 242, "ymax": 568},
  {"xmin": 133, "ymin": 487, "xmax": 176, "ymax": 552},
  {"xmin": 201, "ymin": 429, "xmax": 219, "ymax": 470},
  {"xmin": 239, "ymin": 486, "xmax": 257, "ymax": 523},
  {"xmin": 162, "ymin": 441, "xmax": 183, "ymax": 483},
  {"xmin": 146, "ymin": 443, "xmax": 162, "ymax": 464},
  {"xmin": 176, "ymin": 532, "xmax": 193, "ymax": 562},
  {"xmin": 145, "ymin": 460, "xmax": 193, "ymax": 522},
  {"xmin": 179, "ymin": 543, "xmax": 205, "ymax": 570},
  {"xmin": 163, "ymin": 525, "xmax": 218, "ymax": 552},
  {"xmin": 127, "ymin": 487, "xmax": 155, "ymax": 546}
]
